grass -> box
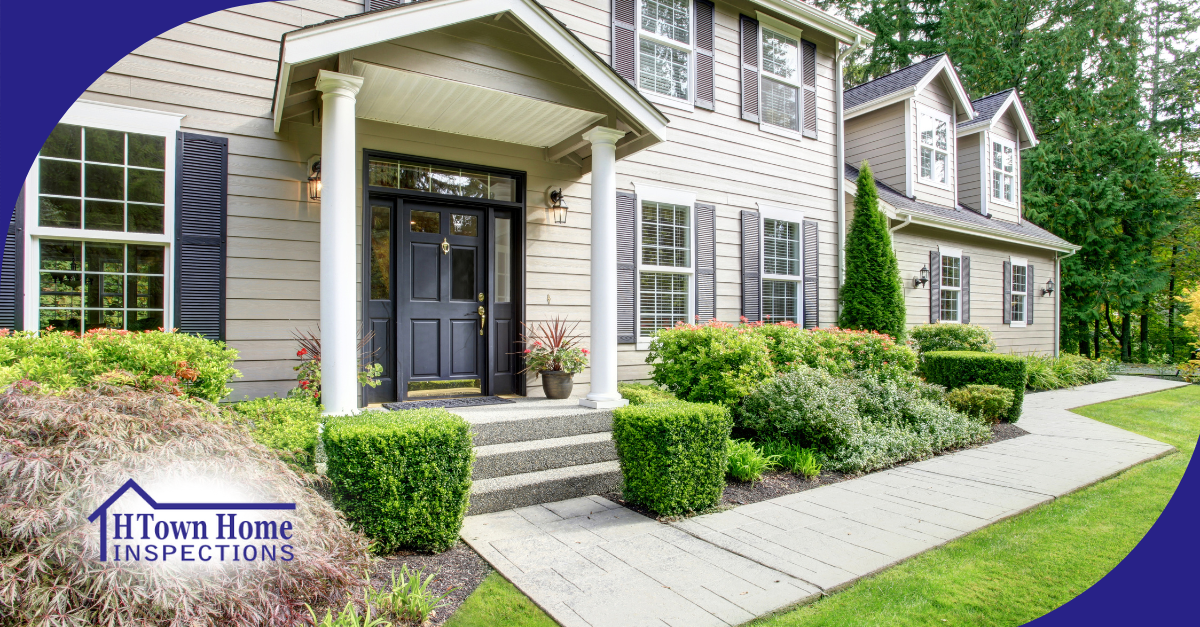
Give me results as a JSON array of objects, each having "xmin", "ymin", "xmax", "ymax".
[{"xmin": 445, "ymin": 385, "xmax": 1199, "ymax": 627}]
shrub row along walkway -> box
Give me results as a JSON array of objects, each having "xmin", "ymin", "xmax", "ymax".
[{"xmin": 460, "ymin": 377, "xmax": 1184, "ymax": 627}]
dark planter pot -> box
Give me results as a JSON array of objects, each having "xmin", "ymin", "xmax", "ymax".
[{"xmin": 540, "ymin": 370, "xmax": 574, "ymax": 399}]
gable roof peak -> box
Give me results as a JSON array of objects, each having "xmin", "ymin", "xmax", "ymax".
[{"xmin": 844, "ymin": 53, "xmax": 974, "ymax": 117}]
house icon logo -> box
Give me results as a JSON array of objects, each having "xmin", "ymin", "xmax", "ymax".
[{"xmin": 88, "ymin": 479, "xmax": 298, "ymax": 563}]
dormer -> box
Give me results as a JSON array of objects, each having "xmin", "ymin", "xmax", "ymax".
[
  {"xmin": 842, "ymin": 54, "xmax": 976, "ymax": 210},
  {"xmin": 956, "ymin": 89, "xmax": 1038, "ymax": 223}
]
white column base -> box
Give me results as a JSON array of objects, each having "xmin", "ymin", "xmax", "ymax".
[{"xmin": 579, "ymin": 397, "xmax": 629, "ymax": 409}]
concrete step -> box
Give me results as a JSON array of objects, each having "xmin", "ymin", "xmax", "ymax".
[
  {"xmin": 468, "ymin": 460, "xmax": 622, "ymax": 515},
  {"xmin": 473, "ymin": 432, "xmax": 617, "ymax": 480},
  {"xmin": 448, "ymin": 398, "xmax": 614, "ymax": 446}
]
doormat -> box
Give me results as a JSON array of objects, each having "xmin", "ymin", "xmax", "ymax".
[{"xmin": 383, "ymin": 396, "xmax": 516, "ymax": 410}]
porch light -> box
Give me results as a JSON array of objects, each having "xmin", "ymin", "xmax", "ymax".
[
  {"xmin": 546, "ymin": 187, "xmax": 569, "ymax": 224},
  {"xmin": 1042, "ymin": 278, "xmax": 1055, "ymax": 296},
  {"xmin": 307, "ymin": 160, "xmax": 322, "ymax": 200},
  {"xmin": 914, "ymin": 264, "xmax": 929, "ymax": 288}
]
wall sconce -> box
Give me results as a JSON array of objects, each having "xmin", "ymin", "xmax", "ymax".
[
  {"xmin": 913, "ymin": 264, "xmax": 929, "ymax": 288},
  {"xmin": 307, "ymin": 158, "xmax": 322, "ymax": 201},
  {"xmin": 546, "ymin": 187, "xmax": 569, "ymax": 224},
  {"xmin": 1042, "ymin": 278, "xmax": 1055, "ymax": 296}
]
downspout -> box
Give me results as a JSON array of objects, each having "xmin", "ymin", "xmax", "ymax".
[
  {"xmin": 1054, "ymin": 248, "xmax": 1079, "ymax": 357},
  {"xmin": 888, "ymin": 213, "xmax": 912, "ymax": 249},
  {"xmin": 835, "ymin": 34, "xmax": 862, "ymax": 303}
]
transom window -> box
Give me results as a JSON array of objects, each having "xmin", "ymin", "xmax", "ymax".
[
  {"xmin": 38, "ymin": 239, "xmax": 165, "ymax": 333},
  {"xmin": 940, "ymin": 253, "xmax": 961, "ymax": 322},
  {"xmin": 368, "ymin": 158, "xmax": 516, "ymax": 202},
  {"xmin": 760, "ymin": 28, "xmax": 801, "ymax": 132},
  {"xmin": 919, "ymin": 110, "xmax": 951, "ymax": 185},
  {"xmin": 761, "ymin": 213, "xmax": 802, "ymax": 323},
  {"xmin": 991, "ymin": 138, "xmax": 1016, "ymax": 204},
  {"xmin": 638, "ymin": 0, "xmax": 692, "ymax": 102},
  {"xmin": 1011, "ymin": 263, "xmax": 1027, "ymax": 324}
]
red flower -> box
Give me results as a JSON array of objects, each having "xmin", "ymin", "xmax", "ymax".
[
  {"xmin": 297, "ymin": 347, "xmax": 308, "ymax": 357},
  {"xmin": 524, "ymin": 349, "xmax": 532, "ymax": 354},
  {"xmin": 582, "ymin": 348, "xmax": 589, "ymax": 355}
]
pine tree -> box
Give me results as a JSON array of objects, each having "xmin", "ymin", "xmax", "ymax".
[{"xmin": 839, "ymin": 161, "xmax": 907, "ymax": 339}]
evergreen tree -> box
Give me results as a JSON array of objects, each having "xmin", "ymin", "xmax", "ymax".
[
  {"xmin": 839, "ymin": 162, "xmax": 907, "ymax": 339},
  {"xmin": 815, "ymin": 0, "xmax": 945, "ymax": 85}
]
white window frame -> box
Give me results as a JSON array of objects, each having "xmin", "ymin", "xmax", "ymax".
[
  {"xmin": 1010, "ymin": 256, "xmax": 1028, "ymax": 328},
  {"xmin": 755, "ymin": 13, "xmax": 805, "ymax": 140},
  {"xmin": 990, "ymin": 135, "xmax": 1017, "ymax": 207},
  {"xmin": 636, "ymin": 0, "xmax": 696, "ymax": 112},
  {"xmin": 22, "ymin": 100, "xmax": 184, "ymax": 331},
  {"xmin": 938, "ymin": 245, "xmax": 962, "ymax": 324},
  {"xmin": 917, "ymin": 106, "xmax": 953, "ymax": 190},
  {"xmin": 758, "ymin": 204, "xmax": 804, "ymax": 323},
  {"xmin": 634, "ymin": 183, "xmax": 696, "ymax": 349}
]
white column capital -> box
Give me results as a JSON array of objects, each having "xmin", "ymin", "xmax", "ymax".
[
  {"xmin": 315, "ymin": 70, "xmax": 364, "ymax": 98},
  {"xmin": 582, "ymin": 126, "xmax": 627, "ymax": 146}
]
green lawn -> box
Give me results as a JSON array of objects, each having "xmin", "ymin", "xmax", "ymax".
[{"xmin": 446, "ymin": 384, "xmax": 1200, "ymax": 627}]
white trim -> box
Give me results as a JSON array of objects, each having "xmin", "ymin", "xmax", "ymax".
[
  {"xmin": 632, "ymin": 183, "xmax": 697, "ymax": 207},
  {"xmin": 1009, "ymin": 256, "xmax": 1028, "ymax": 327},
  {"xmin": 978, "ymin": 131, "xmax": 989, "ymax": 216},
  {"xmin": 988, "ymin": 135, "xmax": 1018, "ymax": 208},
  {"xmin": 904, "ymin": 99, "xmax": 913, "ymax": 197},
  {"xmin": 756, "ymin": 17, "xmax": 806, "ymax": 138},
  {"xmin": 635, "ymin": 0, "xmax": 696, "ymax": 109},
  {"xmin": 634, "ymin": 184, "xmax": 696, "ymax": 350},
  {"xmin": 913, "ymin": 56, "xmax": 976, "ymax": 118},
  {"xmin": 747, "ymin": 0, "xmax": 874, "ymax": 44},
  {"xmin": 938, "ymin": 245, "xmax": 962, "ymax": 257},
  {"xmin": 758, "ymin": 206, "xmax": 804, "ymax": 324},
  {"xmin": 757, "ymin": 11, "xmax": 804, "ymax": 42},
  {"xmin": 642, "ymin": 90, "xmax": 696, "ymax": 113},
  {"xmin": 916, "ymin": 105, "xmax": 953, "ymax": 190},
  {"xmin": 938, "ymin": 248, "xmax": 963, "ymax": 324}
]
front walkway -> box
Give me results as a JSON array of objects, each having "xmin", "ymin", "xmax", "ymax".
[{"xmin": 461, "ymin": 376, "xmax": 1185, "ymax": 627}]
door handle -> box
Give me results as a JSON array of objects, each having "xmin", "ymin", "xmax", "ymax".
[
  {"xmin": 441, "ymin": 238, "xmax": 450, "ymax": 255},
  {"xmin": 478, "ymin": 306, "xmax": 486, "ymax": 335}
]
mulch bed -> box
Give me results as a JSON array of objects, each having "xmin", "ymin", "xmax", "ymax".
[
  {"xmin": 369, "ymin": 542, "xmax": 491, "ymax": 627},
  {"xmin": 605, "ymin": 421, "xmax": 1029, "ymax": 521}
]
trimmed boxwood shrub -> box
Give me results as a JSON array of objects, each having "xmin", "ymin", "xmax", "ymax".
[
  {"xmin": 612, "ymin": 401, "xmax": 732, "ymax": 515},
  {"xmin": 944, "ymin": 384, "xmax": 1015, "ymax": 423},
  {"xmin": 923, "ymin": 351, "xmax": 1027, "ymax": 422},
  {"xmin": 909, "ymin": 323, "xmax": 996, "ymax": 355},
  {"xmin": 324, "ymin": 409, "xmax": 474, "ymax": 553},
  {"xmin": 231, "ymin": 396, "xmax": 323, "ymax": 472},
  {"xmin": 618, "ymin": 382, "xmax": 678, "ymax": 406}
]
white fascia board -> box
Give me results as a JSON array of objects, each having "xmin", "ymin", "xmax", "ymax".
[
  {"xmin": 914, "ymin": 57, "xmax": 976, "ymax": 119},
  {"xmin": 905, "ymin": 214, "xmax": 1079, "ymax": 253},
  {"xmin": 1004, "ymin": 92, "xmax": 1039, "ymax": 147},
  {"xmin": 749, "ymin": 0, "xmax": 875, "ymax": 44},
  {"xmin": 275, "ymin": 0, "xmax": 669, "ymax": 140},
  {"xmin": 843, "ymin": 89, "xmax": 915, "ymax": 119}
]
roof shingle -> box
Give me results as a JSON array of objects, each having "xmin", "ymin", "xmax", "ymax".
[
  {"xmin": 843, "ymin": 55, "xmax": 945, "ymax": 111},
  {"xmin": 959, "ymin": 89, "xmax": 1013, "ymax": 130}
]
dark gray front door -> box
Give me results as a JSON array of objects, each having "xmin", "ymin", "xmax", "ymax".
[{"xmin": 398, "ymin": 201, "xmax": 486, "ymax": 398}]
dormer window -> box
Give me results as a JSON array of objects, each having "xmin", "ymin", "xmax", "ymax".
[
  {"xmin": 991, "ymin": 138, "xmax": 1016, "ymax": 204},
  {"xmin": 918, "ymin": 109, "xmax": 951, "ymax": 185},
  {"xmin": 638, "ymin": 0, "xmax": 692, "ymax": 102}
]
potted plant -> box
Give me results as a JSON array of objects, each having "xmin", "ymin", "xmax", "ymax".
[{"xmin": 517, "ymin": 317, "xmax": 589, "ymax": 399}]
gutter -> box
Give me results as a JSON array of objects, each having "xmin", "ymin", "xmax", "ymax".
[
  {"xmin": 835, "ymin": 34, "xmax": 862, "ymax": 297},
  {"xmin": 1052, "ymin": 248, "xmax": 1079, "ymax": 357},
  {"xmin": 888, "ymin": 213, "xmax": 912, "ymax": 249}
]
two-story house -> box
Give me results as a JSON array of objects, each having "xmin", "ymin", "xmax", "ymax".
[{"xmin": 842, "ymin": 55, "xmax": 1078, "ymax": 354}]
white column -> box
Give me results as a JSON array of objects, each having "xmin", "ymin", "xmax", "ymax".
[
  {"xmin": 316, "ymin": 70, "xmax": 364, "ymax": 416},
  {"xmin": 580, "ymin": 126, "xmax": 628, "ymax": 409}
]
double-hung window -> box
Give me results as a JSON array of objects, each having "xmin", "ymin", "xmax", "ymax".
[
  {"xmin": 760, "ymin": 25, "xmax": 801, "ymax": 134},
  {"xmin": 1010, "ymin": 258, "xmax": 1028, "ymax": 326},
  {"xmin": 991, "ymin": 137, "xmax": 1016, "ymax": 204},
  {"xmin": 939, "ymin": 249, "xmax": 962, "ymax": 323},
  {"xmin": 760, "ymin": 207, "xmax": 803, "ymax": 322},
  {"xmin": 918, "ymin": 109, "xmax": 951, "ymax": 185},
  {"xmin": 638, "ymin": 0, "xmax": 692, "ymax": 104},
  {"xmin": 23, "ymin": 101, "xmax": 181, "ymax": 333},
  {"xmin": 637, "ymin": 186, "xmax": 695, "ymax": 347}
]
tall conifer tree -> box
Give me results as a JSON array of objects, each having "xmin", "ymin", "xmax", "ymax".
[{"xmin": 839, "ymin": 162, "xmax": 907, "ymax": 339}]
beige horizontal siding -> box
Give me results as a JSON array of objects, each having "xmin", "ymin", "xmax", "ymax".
[{"xmin": 845, "ymin": 102, "xmax": 907, "ymax": 191}]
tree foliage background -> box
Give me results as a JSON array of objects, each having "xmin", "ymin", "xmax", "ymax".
[{"xmin": 817, "ymin": 0, "xmax": 1200, "ymax": 362}]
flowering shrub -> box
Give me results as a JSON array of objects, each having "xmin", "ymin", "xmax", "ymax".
[
  {"xmin": 289, "ymin": 330, "xmax": 384, "ymax": 402},
  {"xmin": 909, "ymin": 323, "xmax": 997, "ymax": 355},
  {"xmin": 750, "ymin": 323, "xmax": 917, "ymax": 380},
  {"xmin": 0, "ymin": 327, "xmax": 239, "ymax": 402},
  {"xmin": 518, "ymin": 316, "xmax": 589, "ymax": 376},
  {"xmin": 646, "ymin": 320, "xmax": 774, "ymax": 407}
]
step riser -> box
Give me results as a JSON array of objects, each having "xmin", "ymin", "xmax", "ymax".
[
  {"xmin": 473, "ymin": 439, "xmax": 617, "ymax": 480},
  {"xmin": 468, "ymin": 468, "xmax": 622, "ymax": 515},
  {"xmin": 471, "ymin": 411, "xmax": 613, "ymax": 446}
]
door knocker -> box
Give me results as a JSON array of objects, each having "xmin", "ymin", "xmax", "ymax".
[{"xmin": 441, "ymin": 238, "xmax": 449, "ymax": 255}]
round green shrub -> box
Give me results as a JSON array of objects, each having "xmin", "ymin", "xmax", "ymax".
[
  {"xmin": 909, "ymin": 323, "xmax": 997, "ymax": 355},
  {"xmin": 736, "ymin": 366, "xmax": 860, "ymax": 446},
  {"xmin": 646, "ymin": 322, "xmax": 773, "ymax": 407},
  {"xmin": 230, "ymin": 396, "xmax": 323, "ymax": 472},
  {"xmin": 617, "ymin": 382, "xmax": 678, "ymax": 406},
  {"xmin": 612, "ymin": 401, "xmax": 732, "ymax": 515},
  {"xmin": 944, "ymin": 384, "xmax": 1015, "ymax": 423},
  {"xmin": 324, "ymin": 409, "xmax": 474, "ymax": 553},
  {"xmin": 923, "ymin": 351, "xmax": 1027, "ymax": 422}
]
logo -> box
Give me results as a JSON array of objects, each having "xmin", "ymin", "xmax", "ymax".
[{"xmin": 88, "ymin": 479, "xmax": 297, "ymax": 563}]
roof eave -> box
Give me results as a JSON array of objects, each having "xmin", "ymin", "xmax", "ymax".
[
  {"xmin": 914, "ymin": 56, "xmax": 976, "ymax": 119},
  {"xmin": 750, "ymin": 0, "xmax": 875, "ymax": 44}
]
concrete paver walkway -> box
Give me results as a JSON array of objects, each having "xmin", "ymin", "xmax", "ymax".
[{"xmin": 461, "ymin": 376, "xmax": 1185, "ymax": 627}]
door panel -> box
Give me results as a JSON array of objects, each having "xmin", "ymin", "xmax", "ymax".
[
  {"xmin": 410, "ymin": 319, "xmax": 441, "ymax": 376},
  {"xmin": 410, "ymin": 244, "xmax": 440, "ymax": 300},
  {"xmin": 450, "ymin": 319, "xmax": 478, "ymax": 375}
]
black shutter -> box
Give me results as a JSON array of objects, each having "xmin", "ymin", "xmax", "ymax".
[
  {"xmin": 801, "ymin": 39, "xmax": 818, "ymax": 138},
  {"xmin": 739, "ymin": 15, "xmax": 760, "ymax": 123},
  {"xmin": 802, "ymin": 219, "xmax": 819, "ymax": 329},
  {"xmin": 961, "ymin": 255, "xmax": 971, "ymax": 324},
  {"xmin": 740, "ymin": 210, "xmax": 761, "ymax": 322},
  {"xmin": 612, "ymin": 0, "xmax": 638, "ymax": 85},
  {"xmin": 365, "ymin": 0, "xmax": 408, "ymax": 11},
  {"xmin": 175, "ymin": 132, "xmax": 228, "ymax": 341},
  {"xmin": 617, "ymin": 191, "xmax": 637, "ymax": 343},
  {"xmin": 1027, "ymin": 264, "xmax": 1035, "ymax": 325},
  {"xmin": 929, "ymin": 250, "xmax": 941, "ymax": 323},
  {"xmin": 694, "ymin": 0, "xmax": 716, "ymax": 110},
  {"xmin": 1002, "ymin": 261, "xmax": 1012, "ymax": 324},
  {"xmin": 0, "ymin": 196, "xmax": 23, "ymax": 330},
  {"xmin": 695, "ymin": 203, "xmax": 716, "ymax": 322}
]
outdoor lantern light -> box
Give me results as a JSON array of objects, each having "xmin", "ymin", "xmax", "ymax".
[
  {"xmin": 1042, "ymin": 278, "xmax": 1056, "ymax": 296},
  {"xmin": 307, "ymin": 159, "xmax": 322, "ymax": 200},
  {"xmin": 546, "ymin": 187, "xmax": 569, "ymax": 224},
  {"xmin": 914, "ymin": 264, "xmax": 930, "ymax": 288}
]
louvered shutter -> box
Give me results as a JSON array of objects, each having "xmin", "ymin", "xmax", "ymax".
[
  {"xmin": 0, "ymin": 201, "xmax": 23, "ymax": 330},
  {"xmin": 694, "ymin": 0, "xmax": 716, "ymax": 110},
  {"xmin": 801, "ymin": 39, "xmax": 818, "ymax": 138},
  {"xmin": 175, "ymin": 132, "xmax": 228, "ymax": 341},
  {"xmin": 929, "ymin": 250, "xmax": 941, "ymax": 323},
  {"xmin": 739, "ymin": 15, "xmax": 760, "ymax": 123},
  {"xmin": 740, "ymin": 210, "xmax": 761, "ymax": 322},
  {"xmin": 1002, "ymin": 261, "xmax": 1012, "ymax": 324},
  {"xmin": 961, "ymin": 255, "xmax": 971, "ymax": 324},
  {"xmin": 365, "ymin": 0, "xmax": 408, "ymax": 11},
  {"xmin": 694, "ymin": 203, "xmax": 716, "ymax": 322},
  {"xmin": 612, "ymin": 0, "xmax": 638, "ymax": 85},
  {"xmin": 802, "ymin": 219, "xmax": 818, "ymax": 329},
  {"xmin": 1027, "ymin": 264, "xmax": 1034, "ymax": 325},
  {"xmin": 617, "ymin": 191, "xmax": 637, "ymax": 343}
]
